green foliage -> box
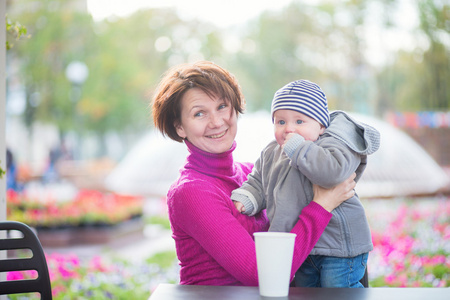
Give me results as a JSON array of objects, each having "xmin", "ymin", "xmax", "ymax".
[
  {"xmin": 5, "ymin": 16, "xmax": 30, "ymax": 50},
  {"xmin": 146, "ymin": 215, "xmax": 171, "ymax": 230},
  {"xmin": 6, "ymin": 1, "xmax": 226, "ymax": 138},
  {"xmin": 146, "ymin": 250, "xmax": 178, "ymax": 269},
  {"xmin": 231, "ymin": 1, "xmax": 373, "ymax": 112},
  {"xmin": 0, "ymin": 160, "xmax": 5, "ymax": 179},
  {"xmin": 376, "ymin": 0, "xmax": 450, "ymax": 112}
]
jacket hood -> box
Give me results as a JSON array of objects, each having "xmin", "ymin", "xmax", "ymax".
[{"xmin": 326, "ymin": 110, "xmax": 380, "ymax": 155}]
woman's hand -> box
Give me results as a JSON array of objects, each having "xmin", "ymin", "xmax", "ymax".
[{"xmin": 312, "ymin": 173, "xmax": 356, "ymax": 212}]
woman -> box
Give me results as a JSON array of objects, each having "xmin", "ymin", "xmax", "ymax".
[{"xmin": 151, "ymin": 61, "xmax": 356, "ymax": 286}]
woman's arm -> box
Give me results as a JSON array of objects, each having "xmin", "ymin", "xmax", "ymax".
[
  {"xmin": 171, "ymin": 174, "xmax": 355, "ymax": 286},
  {"xmin": 312, "ymin": 172, "xmax": 356, "ymax": 212},
  {"xmin": 171, "ymin": 184, "xmax": 263, "ymax": 285}
]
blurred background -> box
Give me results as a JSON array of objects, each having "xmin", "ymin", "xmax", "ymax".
[{"xmin": 2, "ymin": 0, "xmax": 449, "ymax": 298}]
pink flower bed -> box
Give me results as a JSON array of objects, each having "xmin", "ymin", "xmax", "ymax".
[
  {"xmin": 7, "ymin": 189, "xmax": 144, "ymax": 228},
  {"xmin": 366, "ymin": 196, "xmax": 449, "ymax": 287},
  {"xmin": 7, "ymin": 251, "xmax": 179, "ymax": 299},
  {"xmin": 5, "ymin": 196, "xmax": 449, "ymax": 298}
]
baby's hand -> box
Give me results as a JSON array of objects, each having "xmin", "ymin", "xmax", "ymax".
[
  {"xmin": 282, "ymin": 133, "xmax": 297, "ymax": 148},
  {"xmin": 233, "ymin": 201, "xmax": 246, "ymax": 213}
]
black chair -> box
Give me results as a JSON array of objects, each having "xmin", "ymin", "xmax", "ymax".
[
  {"xmin": 0, "ymin": 221, "xmax": 52, "ymax": 299},
  {"xmin": 360, "ymin": 267, "xmax": 369, "ymax": 287}
]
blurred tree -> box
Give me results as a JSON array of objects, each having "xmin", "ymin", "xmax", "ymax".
[
  {"xmin": 416, "ymin": 0, "xmax": 449, "ymax": 110},
  {"xmin": 7, "ymin": 1, "xmax": 226, "ymax": 143},
  {"xmin": 6, "ymin": 0, "xmax": 448, "ymax": 159},
  {"xmin": 89, "ymin": 11, "xmax": 226, "ymax": 156},
  {"xmin": 86, "ymin": 8, "xmax": 226, "ymax": 134},
  {"xmin": 232, "ymin": 1, "xmax": 373, "ymax": 113},
  {"xmin": 7, "ymin": 0, "xmax": 98, "ymax": 133},
  {"xmin": 376, "ymin": 0, "xmax": 449, "ymax": 113}
]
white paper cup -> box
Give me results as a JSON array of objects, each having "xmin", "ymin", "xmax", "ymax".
[{"xmin": 254, "ymin": 232, "xmax": 296, "ymax": 297}]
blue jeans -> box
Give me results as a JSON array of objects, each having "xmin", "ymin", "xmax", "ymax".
[{"xmin": 294, "ymin": 253, "xmax": 368, "ymax": 288}]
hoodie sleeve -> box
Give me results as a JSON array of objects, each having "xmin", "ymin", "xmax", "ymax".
[
  {"xmin": 231, "ymin": 150, "xmax": 267, "ymax": 216},
  {"xmin": 284, "ymin": 133, "xmax": 361, "ymax": 188}
]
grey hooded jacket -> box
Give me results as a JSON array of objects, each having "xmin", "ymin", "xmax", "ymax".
[{"xmin": 231, "ymin": 110, "xmax": 380, "ymax": 257}]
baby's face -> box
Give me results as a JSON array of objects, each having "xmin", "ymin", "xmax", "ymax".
[{"xmin": 273, "ymin": 109, "xmax": 325, "ymax": 146}]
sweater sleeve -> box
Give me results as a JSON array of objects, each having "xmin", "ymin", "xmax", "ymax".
[{"xmin": 170, "ymin": 182, "xmax": 332, "ymax": 286}]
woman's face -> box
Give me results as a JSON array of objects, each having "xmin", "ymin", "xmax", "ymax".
[{"xmin": 176, "ymin": 88, "xmax": 238, "ymax": 154}]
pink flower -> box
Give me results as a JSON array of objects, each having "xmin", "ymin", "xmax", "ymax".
[
  {"xmin": 412, "ymin": 281, "xmax": 422, "ymax": 287},
  {"xmin": 398, "ymin": 274, "xmax": 408, "ymax": 287},
  {"xmin": 52, "ymin": 285, "xmax": 66, "ymax": 297},
  {"xmin": 394, "ymin": 261, "xmax": 405, "ymax": 272},
  {"xmin": 6, "ymin": 270, "xmax": 38, "ymax": 280},
  {"xmin": 67, "ymin": 253, "xmax": 80, "ymax": 267},
  {"xmin": 58, "ymin": 264, "xmax": 75, "ymax": 279},
  {"xmin": 46, "ymin": 252, "xmax": 81, "ymax": 280},
  {"xmin": 430, "ymin": 255, "xmax": 446, "ymax": 265},
  {"xmin": 26, "ymin": 270, "xmax": 38, "ymax": 279},
  {"xmin": 89, "ymin": 255, "xmax": 113, "ymax": 272},
  {"xmin": 7, "ymin": 271, "xmax": 24, "ymax": 280},
  {"xmin": 385, "ymin": 274, "xmax": 396, "ymax": 284},
  {"xmin": 436, "ymin": 280, "xmax": 446, "ymax": 288}
]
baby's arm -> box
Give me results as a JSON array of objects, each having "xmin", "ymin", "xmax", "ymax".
[
  {"xmin": 233, "ymin": 200, "xmax": 246, "ymax": 213},
  {"xmin": 281, "ymin": 132, "xmax": 298, "ymax": 148},
  {"xmin": 232, "ymin": 188, "xmax": 259, "ymax": 214},
  {"xmin": 283, "ymin": 134, "xmax": 360, "ymax": 188},
  {"xmin": 231, "ymin": 151, "xmax": 267, "ymax": 215}
]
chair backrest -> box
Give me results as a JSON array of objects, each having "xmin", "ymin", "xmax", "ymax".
[
  {"xmin": 0, "ymin": 221, "xmax": 53, "ymax": 299},
  {"xmin": 360, "ymin": 267, "xmax": 369, "ymax": 288}
]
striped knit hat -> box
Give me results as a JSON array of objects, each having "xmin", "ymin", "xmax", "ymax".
[{"xmin": 271, "ymin": 80, "xmax": 330, "ymax": 128}]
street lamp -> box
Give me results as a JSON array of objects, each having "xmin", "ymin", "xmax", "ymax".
[{"xmin": 65, "ymin": 61, "xmax": 88, "ymax": 160}]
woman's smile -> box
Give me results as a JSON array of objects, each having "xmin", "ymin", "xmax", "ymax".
[{"xmin": 206, "ymin": 130, "xmax": 227, "ymax": 139}]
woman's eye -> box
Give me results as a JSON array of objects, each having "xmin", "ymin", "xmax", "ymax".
[
  {"xmin": 194, "ymin": 111, "xmax": 204, "ymax": 117},
  {"xmin": 296, "ymin": 120, "xmax": 304, "ymax": 124},
  {"xmin": 218, "ymin": 103, "xmax": 227, "ymax": 110}
]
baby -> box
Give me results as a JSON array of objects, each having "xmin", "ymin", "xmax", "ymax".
[{"xmin": 232, "ymin": 79, "xmax": 380, "ymax": 287}]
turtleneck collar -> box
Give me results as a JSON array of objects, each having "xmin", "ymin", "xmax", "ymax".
[{"xmin": 184, "ymin": 139, "xmax": 237, "ymax": 176}]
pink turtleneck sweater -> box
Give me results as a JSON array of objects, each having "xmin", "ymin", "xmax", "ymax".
[{"xmin": 167, "ymin": 140, "xmax": 332, "ymax": 286}]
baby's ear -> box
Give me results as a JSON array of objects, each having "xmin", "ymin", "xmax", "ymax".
[{"xmin": 319, "ymin": 125, "xmax": 326, "ymax": 135}]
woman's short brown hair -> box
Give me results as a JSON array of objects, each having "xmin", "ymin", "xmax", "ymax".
[{"xmin": 151, "ymin": 61, "xmax": 245, "ymax": 142}]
